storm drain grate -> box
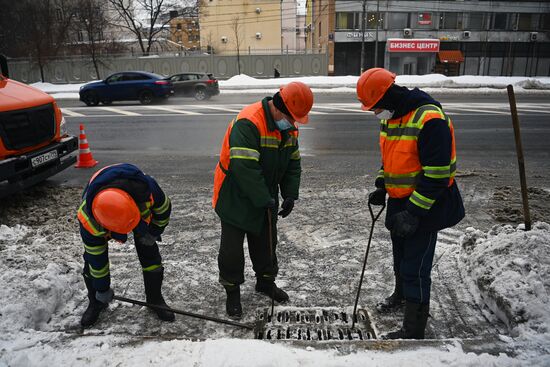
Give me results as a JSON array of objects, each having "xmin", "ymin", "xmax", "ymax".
[{"xmin": 254, "ymin": 308, "xmax": 376, "ymax": 341}]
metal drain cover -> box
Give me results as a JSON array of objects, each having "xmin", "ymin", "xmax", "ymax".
[{"xmin": 254, "ymin": 307, "xmax": 377, "ymax": 341}]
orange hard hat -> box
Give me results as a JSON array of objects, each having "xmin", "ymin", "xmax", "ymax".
[
  {"xmin": 91, "ymin": 188, "xmax": 140, "ymax": 234},
  {"xmin": 356, "ymin": 68, "xmax": 396, "ymax": 111},
  {"xmin": 279, "ymin": 81, "xmax": 313, "ymax": 124}
]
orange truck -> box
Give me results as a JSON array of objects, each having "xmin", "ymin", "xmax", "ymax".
[{"xmin": 0, "ymin": 65, "xmax": 78, "ymax": 198}]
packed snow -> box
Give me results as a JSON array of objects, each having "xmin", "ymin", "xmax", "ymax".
[
  {"xmin": 31, "ymin": 74, "xmax": 550, "ymax": 100},
  {"xmin": 1, "ymin": 181, "xmax": 549, "ymax": 366}
]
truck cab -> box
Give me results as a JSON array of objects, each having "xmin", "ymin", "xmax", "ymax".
[{"xmin": 0, "ymin": 70, "xmax": 78, "ymax": 198}]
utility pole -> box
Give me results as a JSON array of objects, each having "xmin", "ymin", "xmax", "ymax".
[
  {"xmin": 281, "ymin": 0, "xmax": 284, "ymax": 53},
  {"xmin": 360, "ymin": 0, "xmax": 366, "ymax": 74},
  {"xmin": 374, "ymin": 0, "xmax": 380, "ymax": 67}
]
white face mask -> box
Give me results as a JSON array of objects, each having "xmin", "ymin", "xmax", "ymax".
[
  {"xmin": 275, "ymin": 118, "xmax": 293, "ymax": 131},
  {"xmin": 374, "ymin": 109, "xmax": 394, "ymax": 120}
]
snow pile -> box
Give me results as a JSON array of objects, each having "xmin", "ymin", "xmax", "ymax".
[
  {"xmin": 0, "ymin": 224, "xmax": 30, "ymax": 242},
  {"xmin": 460, "ymin": 222, "xmax": 550, "ymax": 362}
]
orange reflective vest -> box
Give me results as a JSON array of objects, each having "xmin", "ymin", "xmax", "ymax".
[
  {"xmin": 212, "ymin": 101, "xmax": 299, "ymax": 208},
  {"xmin": 380, "ymin": 104, "xmax": 456, "ymax": 201}
]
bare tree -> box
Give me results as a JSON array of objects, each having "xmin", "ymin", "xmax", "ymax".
[
  {"xmin": 231, "ymin": 16, "xmax": 243, "ymax": 75},
  {"xmin": 73, "ymin": 0, "xmax": 124, "ymax": 79},
  {"xmin": 107, "ymin": 0, "xmax": 201, "ymax": 56},
  {"xmin": 16, "ymin": 0, "xmax": 76, "ymax": 81}
]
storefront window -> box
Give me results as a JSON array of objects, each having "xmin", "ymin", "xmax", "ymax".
[
  {"xmin": 467, "ymin": 13, "xmax": 485, "ymax": 30},
  {"xmin": 517, "ymin": 13, "xmax": 537, "ymax": 31},
  {"xmin": 492, "ymin": 13, "xmax": 507, "ymax": 30},
  {"xmin": 366, "ymin": 12, "xmax": 384, "ymax": 29},
  {"xmin": 336, "ymin": 12, "xmax": 361, "ymax": 30},
  {"xmin": 440, "ymin": 12, "xmax": 463, "ymax": 30},
  {"xmin": 387, "ymin": 12, "xmax": 409, "ymax": 29}
]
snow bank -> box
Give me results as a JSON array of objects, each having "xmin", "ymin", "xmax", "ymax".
[
  {"xmin": 460, "ymin": 222, "xmax": 550, "ymax": 363},
  {"xmin": 31, "ymin": 74, "xmax": 550, "ymax": 100}
]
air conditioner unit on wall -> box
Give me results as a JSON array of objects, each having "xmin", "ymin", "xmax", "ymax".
[
  {"xmin": 221, "ymin": 36, "xmax": 228, "ymax": 43},
  {"xmin": 403, "ymin": 28, "xmax": 413, "ymax": 38},
  {"xmin": 256, "ymin": 32, "xmax": 262, "ymax": 39},
  {"xmin": 463, "ymin": 30, "xmax": 471, "ymax": 39},
  {"xmin": 530, "ymin": 32, "xmax": 538, "ymax": 42}
]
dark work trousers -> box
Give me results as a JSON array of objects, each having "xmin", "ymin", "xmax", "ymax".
[
  {"xmin": 218, "ymin": 217, "xmax": 278, "ymax": 289},
  {"xmin": 391, "ymin": 230, "xmax": 438, "ymax": 305},
  {"xmin": 83, "ymin": 234, "xmax": 162, "ymax": 291}
]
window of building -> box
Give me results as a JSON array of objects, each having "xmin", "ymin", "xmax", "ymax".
[
  {"xmin": 492, "ymin": 13, "xmax": 507, "ymax": 30},
  {"xmin": 336, "ymin": 12, "xmax": 361, "ymax": 30},
  {"xmin": 366, "ymin": 12, "xmax": 384, "ymax": 29},
  {"xmin": 56, "ymin": 9, "xmax": 63, "ymax": 21},
  {"xmin": 467, "ymin": 13, "xmax": 485, "ymax": 30},
  {"xmin": 542, "ymin": 13, "xmax": 550, "ymax": 30},
  {"xmin": 176, "ymin": 23, "xmax": 182, "ymax": 31},
  {"xmin": 517, "ymin": 13, "xmax": 537, "ymax": 31},
  {"xmin": 440, "ymin": 12, "xmax": 463, "ymax": 30},
  {"xmin": 387, "ymin": 12, "xmax": 409, "ymax": 29},
  {"xmin": 319, "ymin": 21, "xmax": 322, "ymax": 38},
  {"xmin": 77, "ymin": 30, "xmax": 83, "ymax": 42}
]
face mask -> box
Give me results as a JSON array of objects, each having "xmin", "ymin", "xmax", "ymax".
[
  {"xmin": 275, "ymin": 118, "xmax": 293, "ymax": 131},
  {"xmin": 374, "ymin": 109, "xmax": 394, "ymax": 120}
]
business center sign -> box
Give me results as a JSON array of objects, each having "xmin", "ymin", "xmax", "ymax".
[{"xmin": 387, "ymin": 39, "xmax": 440, "ymax": 52}]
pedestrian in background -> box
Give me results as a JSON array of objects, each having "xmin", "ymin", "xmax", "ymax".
[
  {"xmin": 212, "ymin": 82, "xmax": 313, "ymax": 319},
  {"xmin": 357, "ymin": 68, "xmax": 465, "ymax": 339},
  {"xmin": 77, "ymin": 163, "xmax": 174, "ymax": 327}
]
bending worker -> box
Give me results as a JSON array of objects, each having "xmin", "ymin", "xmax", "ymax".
[
  {"xmin": 212, "ymin": 82, "xmax": 314, "ymax": 318},
  {"xmin": 357, "ymin": 68, "xmax": 465, "ymax": 339},
  {"xmin": 77, "ymin": 163, "xmax": 174, "ymax": 327}
]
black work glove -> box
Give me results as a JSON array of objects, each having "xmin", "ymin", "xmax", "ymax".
[
  {"xmin": 388, "ymin": 210, "xmax": 419, "ymax": 238},
  {"xmin": 95, "ymin": 288, "xmax": 114, "ymax": 304},
  {"xmin": 266, "ymin": 198, "xmax": 277, "ymax": 209},
  {"xmin": 278, "ymin": 198, "xmax": 295, "ymax": 218},
  {"xmin": 136, "ymin": 232, "xmax": 158, "ymax": 247},
  {"xmin": 368, "ymin": 188, "xmax": 386, "ymax": 206}
]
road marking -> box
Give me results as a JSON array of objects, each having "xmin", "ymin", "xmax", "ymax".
[
  {"xmin": 187, "ymin": 105, "xmax": 242, "ymax": 113},
  {"xmin": 61, "ymin": 108, "xmax": 85, "ymax": 117},
  {"xmin": 314, "ymin": 105, "xmax": 365, "ymax": 113},
  {"xmin": 143, "ymin": 106, "xmax": 202, "ymax": 115},
  {"xmin": 97, "ymin": 107, "xmax": 141, "ymax": 116}
]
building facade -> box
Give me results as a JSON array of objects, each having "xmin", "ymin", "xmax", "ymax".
[
  {"xmin": 169, "ymin": 15, "xmax": 201, "ymax": 51},
  {"xmin": 308, "ymin": 0, "xmax": 550, "ymax": 76}
]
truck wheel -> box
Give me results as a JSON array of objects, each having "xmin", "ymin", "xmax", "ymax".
[
  {"xmin": 194, "ymin": 87, "xmax": 209, "ymax": 101},
  {"xmin": 139, "ymin": 90, "xmax": 154, "ymax": 105},
  {"xmin": 83, "ymin": 92, "xmax": 99, "ymax": 106}
]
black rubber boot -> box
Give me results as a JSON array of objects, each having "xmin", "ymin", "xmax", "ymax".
[
  {"xmin": 383, "ymin": 301, "xmax": 430, "ymax": 340},
  {"xmin": 80, "ymin": 275, "xmax": 107, "ymax": 328},
  {"xmin": 225, "ymin": 286, "xmax": 242, "ymax": 319},
  {"xmin": 143, "ymin": 267, "xmax": 175, "ymax": 322},
  {"xmin": 255, "ymin": 279, "xmax": 289, "ymax": 303},
  {"xmin": 376, "ymin": 274, "xmax": 404, "ymax": 313}
]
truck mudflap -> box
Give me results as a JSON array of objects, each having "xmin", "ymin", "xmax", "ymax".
[{"xmin": 0, "ymin": 136, "xmax": 79, "ymax": 198}]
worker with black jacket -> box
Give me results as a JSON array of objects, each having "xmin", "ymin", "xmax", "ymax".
[{"xmin": 357, "ymin": 68, "xmax": 465, "ymax": 339}]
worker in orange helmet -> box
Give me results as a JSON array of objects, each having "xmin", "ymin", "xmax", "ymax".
[
  {"xmin": 357, "ymin": 68, "xmax": 465, "ymax": 339},
  {"xmin": 77, "ymin": 163, "xmax": 174, "ymax": 327},
  {"xmin": 213, "ymin": 81, "xmax": 314, "ymax": 318}
]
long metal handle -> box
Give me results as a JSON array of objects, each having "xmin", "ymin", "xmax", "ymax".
[
  {"xmin": 113, "ymin": 295, "xmax": 254, "ymax": 330},
  {"xmin": 266, "ymin": 208, "xmax": 275, "ymax": 318},
  {"xmin": 351, "ymin": 201, "xmax": 386, "ymax": 329},
  {"xmin": 507, "ymin": 85, "xmax": 532, "ymax": 231}
]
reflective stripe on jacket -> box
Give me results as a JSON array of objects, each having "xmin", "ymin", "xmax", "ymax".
[
  {"xmin": 380, "ymin": 104, "xmax": 457, "ymax": 206},
  {"xmin": 212, "ymin": 97, "xmax": 301, "ymax": 234}
]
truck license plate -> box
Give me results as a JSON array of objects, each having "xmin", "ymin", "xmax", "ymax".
[{"xmin": 31, "ymin": 150, "xmax": 58, "ymax": 168}]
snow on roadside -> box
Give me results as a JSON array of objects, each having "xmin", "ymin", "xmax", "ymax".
[
  {"xmin": 459, "ymin": 222, "xmax": 550, "ymax": 365},
  {"xmin": 31, "ymin": 74, "xmax": 550, "ymax": 100}
]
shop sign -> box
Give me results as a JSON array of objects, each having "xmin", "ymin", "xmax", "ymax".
[
  {"xmin": 418, "ymin": 13, "xmax": 432, "ymax": 25},
  {"xmin": 387, "ymin": 39, "xmax": 440, "ymax": 52},
  {"xmin": 345, "ymin": 31, "xmax": 374, "ymax": 41}
]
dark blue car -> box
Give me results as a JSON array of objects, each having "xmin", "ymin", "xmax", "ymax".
[{"xmin": 79, "ymin": 71, "xmax": 174, "ymax": 106}]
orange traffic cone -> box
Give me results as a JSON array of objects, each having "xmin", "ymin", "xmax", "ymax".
[{"xmin": 75, "ymin": 124, "xmax": 98, "ymax": 168}]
